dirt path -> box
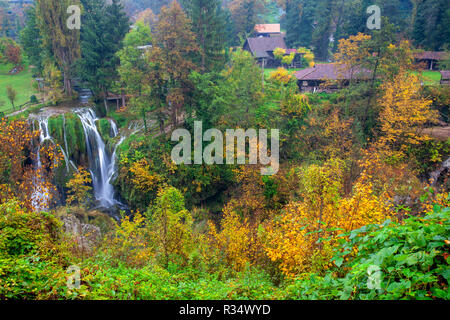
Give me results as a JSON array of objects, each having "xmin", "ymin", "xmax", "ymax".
[{"xmin": 423, "ymin": 126, "xmax": 450, "ymax": 141}]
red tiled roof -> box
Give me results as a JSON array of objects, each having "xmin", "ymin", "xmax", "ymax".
[
  {"xmin": 294, "ymin": 63, "xmax": 371, "ymax": 81},
  {"xmin": 254, "ymin": 24, "xmax": 281, "ymax": 34}
]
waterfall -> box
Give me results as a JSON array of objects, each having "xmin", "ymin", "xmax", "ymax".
[
  {"xmin": 75, "ymin": 108, "xmax": 123, "ymax": 209},
  {"xmin": 430, "ymin": 157, "xmax": 450, "ymax": 186},
  {"xmin": 110, "ymin": 119, "xmax": 119, "ymax": 137},
  {"xmin": 31, "ymin": 118, "xmax": 51, "ymax": 212}
]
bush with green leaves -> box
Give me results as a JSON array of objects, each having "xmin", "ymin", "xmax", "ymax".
[{"xmin": 284, "ymin": 205, "xmax": 449, "ymax": 300}]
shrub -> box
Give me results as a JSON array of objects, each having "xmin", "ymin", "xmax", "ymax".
[{"xmin": 283, "ymin": 205, "xmax": 450, "ymax": 300}]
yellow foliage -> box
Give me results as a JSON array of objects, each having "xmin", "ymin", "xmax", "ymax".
[
  {"xmin": 264, "ymin": 158, "xmax": 393, "ymax": 277},
  {"xmin": 273, "ymin": 47, "xmax": 286, "ymax": 60},
  {"xmin": 66, "ymin": 168, "xmax": 92, "ymax": 206},
  {"xmin": 269, "ymin": 67, "xmax": 292, "ymax": 84},
  {"xmin": 208, "ymin": 203, "xmax": 254, "ymax": 272},
  {"xmin": 378, "ymin": 71, "xmax": 439, "ymax": 158},
  {"xmin": 107, "ymin": 212, "xmax": 153, "ymax": 267},
  {"xmin": 129, "ymin": 159, "xmax": 162, "ymax": 193}
]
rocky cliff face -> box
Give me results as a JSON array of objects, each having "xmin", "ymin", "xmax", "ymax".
[{"xmin": 61, "ymin": 214, "xmax": 102, "ymax": 253}]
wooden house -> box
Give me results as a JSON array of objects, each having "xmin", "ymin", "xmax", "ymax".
[
  {"xmin": 294, "ymin": 63, "xmax": 371, "ymax": 93},
  {"xmin": 440, "ymin": 70, "xmax": 450, "ymax": 85},
  {"xmin": 415, "ymin": 51, "xmax": 448, "ymax": 70}
]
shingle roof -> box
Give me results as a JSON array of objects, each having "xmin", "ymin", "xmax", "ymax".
[
  {"xmin": 254, "ymin": 24, "xmax": 281, "ymax": 34},
  {"xmin": 294, "ymin": 63, "xmax": 371, "ymax": 81},
  {"xmin": 441, "ymin": 70, "xmax": 450, "ymax": 80},
  {"xmin": 416, "ymin": 51, "xmax": 447, "ymax": 61},
  {"xmin": 245, "ymin": 36, "xmax": 287, "ymax": 58}
]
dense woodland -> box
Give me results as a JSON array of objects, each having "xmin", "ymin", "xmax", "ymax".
[{"xmin": 0, "ymin": 0, "xmax": 449, "ymax": 300}]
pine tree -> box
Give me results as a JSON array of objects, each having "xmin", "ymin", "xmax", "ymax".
[
  {"xmin": 78, "ymin": 0, "xmax": 129, "ymax": 100},
  {"xmin": 311, "ymin": 0, "xmax": 334, "ymax": 61},
  {"xmin": 284, "ymin": 0, "xmax": 316, "ymax": 48},
  {"xmin": 182, "ymin": 0, "xmax": 228, "ymax": 73},
  {"xmin": 19, "ymin": 6, "xmax": 43, "ymax": 74},
  {"xmin": 412, "ymin": 0, "xmax": 450, "ymax": 50},
  {"xmin": 229, "ymin": 0, "xmax": 265, "ymax": 38}
]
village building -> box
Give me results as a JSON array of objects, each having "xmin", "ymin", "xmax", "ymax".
[
  {"xmin": 244, "ymin": 24, "xmax": 303, "ymax": 68},
  {"xmin": 243, "ymin": 35, "xmax": 287, "ymax": 68},
  {"xmin": 415, "ymin": 51, "xmax": 448, "ymax": 70},
  {"xmin": 253, "ymin": 24, "xmax": 282, "ymax": 37},
  {"xmin": 440, "ymin": 70, "xmax": 450, "ymax": 85},
  {"xmin": 294, "ymin": 63, "xmax": 371, "ymax": 93}
]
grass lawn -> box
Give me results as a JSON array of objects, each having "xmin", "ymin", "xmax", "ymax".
[
  {"xmin": 0, "ymin": 63, "xmax": 39, "ymax": 114},
  {"xmin": 419, "ymin": 70, "xmax": 442, "ymax": 85}
]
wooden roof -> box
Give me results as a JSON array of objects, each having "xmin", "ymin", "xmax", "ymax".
[
  {"xmin": 416, "ymin": 51, "xmax": 447, "ymax": 61},
  {"xmin": 245, "ymin": 36, "xmax": 287, "ymax": 58},
  {"xmin": 295, "ymin": 63, "xmax": 371, "ymax": 81}
]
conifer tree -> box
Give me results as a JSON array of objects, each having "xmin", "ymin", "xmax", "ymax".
[
  {"xmin": 284, "ymin": 0, "xmax": 315, "ymax": 48},
  {"xmin": 182, "ymin": 0, "xmax": 228, "ymax": 73},
  {"xmin": 78, "ymin": 0, "xmax": 129, "ymax": 100},
  {"xmin": 19, "ymin": 6, "xmax": 43, "ymax": 74}
]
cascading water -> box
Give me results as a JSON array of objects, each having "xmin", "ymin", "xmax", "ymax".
[
  {"xmin": 430, "ymin": 157, "xmax": 450, "ymax": 186},
  {"xmin": 75, "ymin": 108, "xmax": 123, "ymax": 209},
  {"xmin": 31, "ymin": 118, "xmax": 52, "ymax": 212}
]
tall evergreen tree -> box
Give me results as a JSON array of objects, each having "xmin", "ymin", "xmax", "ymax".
[
  {"xmin": 312, "ymin": 0, "xmax": 334, "ymax": 61},
  {"xmin": 229, "ymin": 0, "xmax": 265, "ymax": 38},
  {"xmin": 19, "ymin": 6, "xmax": 44, "ymax": 75},
  {"xmin": 412, "ymin": 0, "xmax": 450, "ymax": 50},
  {"xmin": 284, "ymin": 0, "xmax": 315, "ymax": 48},
  {"xmin": 182, "ymin": 0, "xmax": 228, "ymax": 72},
  {"xmin": 78, "ymin": 0, "xmax": 129, "ymax": 100}
]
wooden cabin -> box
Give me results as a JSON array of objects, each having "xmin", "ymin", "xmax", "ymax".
[
  {"xmin": 294, "ymin": 63, "xmax": 371, "ymax": 93},
  {"xmin": 415, "ymin": 51, "xmax": 448, "ymax": 70},
  {"xmin": 440, "ymin": 70, "xmax": 450, "ymax": 85}
]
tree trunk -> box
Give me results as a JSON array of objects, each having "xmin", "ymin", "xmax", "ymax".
[
  {"xmin": 104, "ymin": 98, "xmax": 109, "ymax": 114},
  {"xmin": 121, "ymin": 89, "xmax": 126, "ymax": 108},
  {"xmin": 63, "ymin": 73, "xmax": 72, "ymax": 97}
]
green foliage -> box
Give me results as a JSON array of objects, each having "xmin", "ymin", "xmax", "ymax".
[
  {"xmin": 30, "ymin": 95, "xmax": 39, "ymax": 104},
  {"xmin": 97, "ymin": 118, "xmax": 112, "ymax": 144},
  {"xmin": 117, "ymin": 135, "xmax": 234, "ymax": 211},
  {"xmin": 147, "ymin": 187, "xmax": 194, "ymax": 267},
  {"xmin": 0, "ymin": 200, "xmax": 72, "ymax": 300},
  {"xmin": 182, "ymin": 0, "xmax": 228, "ymax": 72},
  {"xmin": 79, "ymin": 261, "xmax": 279, "ymax": 300},
  {"xmin": 77, "ymin": 0, "xmax": 130, "ymax": 96},
  {"xmin": 19, "ymin": 6, "xmax": 44, "ymax": 74},
  {"xmin": 47, "ymin": 114, "xmax": 86, "ymax": 159},
  {"xmin": 284, "ymin": 206, "xmax": 450, "ymax": 300}
]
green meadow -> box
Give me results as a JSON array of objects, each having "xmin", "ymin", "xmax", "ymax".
[{"xmin": 0, "ymin": 63, "xmax": 39, "ymax": 114}]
